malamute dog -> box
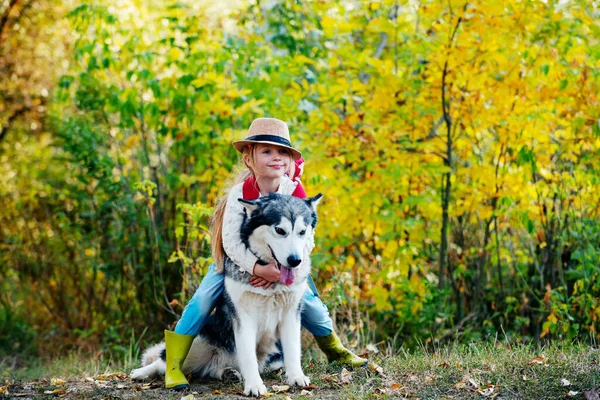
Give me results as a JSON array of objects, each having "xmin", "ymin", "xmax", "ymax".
[{"xmin": 131, "ymin": 193, "xmax": 322, "ymax": 396}]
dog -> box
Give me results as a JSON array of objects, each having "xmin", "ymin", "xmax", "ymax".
[{"xmin": 131, "ymin": 193, "xmax": 322, "ymax": 396}]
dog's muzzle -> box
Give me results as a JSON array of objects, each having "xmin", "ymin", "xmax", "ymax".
[{"xmin": 268, "ymin": 246, "xmax": 300, "ymax": 285}]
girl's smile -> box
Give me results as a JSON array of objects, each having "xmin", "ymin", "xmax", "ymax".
[{"xmin": 254, "ymin": 143, "xmax": 292, "ymax": 178}]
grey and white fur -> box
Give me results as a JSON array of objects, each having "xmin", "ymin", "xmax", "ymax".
[{"xmin": 131, "ymin": 193, "xmax": 322, "ymax": 397}]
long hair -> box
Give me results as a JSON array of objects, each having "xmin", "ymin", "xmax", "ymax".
[{"xmin": 210, "ymin": 145, "xmax": 295, "ymax": 273}]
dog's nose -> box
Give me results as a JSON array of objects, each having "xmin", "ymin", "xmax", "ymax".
[{"xmin": 287, "ymin": 255, "xmax": 301, "ymax": 268}]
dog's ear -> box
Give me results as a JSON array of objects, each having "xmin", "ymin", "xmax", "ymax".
[
  {"xmin": 305, "ymin": 193, "xmax": 323, "ymax": 211},
  {"xmin": 238, "ymin": 198, "xmax": 259, "ymax": 214}
]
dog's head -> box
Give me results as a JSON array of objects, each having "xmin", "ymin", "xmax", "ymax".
[{"xmin": 238, "ymin": 193, "xmax": 323, "ymax": 286}]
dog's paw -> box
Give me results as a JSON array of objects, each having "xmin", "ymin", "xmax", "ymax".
[
  {"xmin": 220, "ymin": 368, "xmax": 242, "ymax": 382},
  {"xmin": 286, "ymin": 374, "xmax": 310, "ymax": 387},
  {"xmin": 130, "ymin": 367, "xmax": 149, "ymax": 380},
  {"xmin": 243, "ymin": 381, "xmax": 268, "ymax": 397}
]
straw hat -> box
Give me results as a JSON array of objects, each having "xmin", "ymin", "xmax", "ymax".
[{"xmin": 232, "ymin": 118, "xmax": 302, "ymax": 160}]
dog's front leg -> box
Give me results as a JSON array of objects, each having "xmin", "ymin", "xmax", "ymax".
[
  {"xmin": 280, "ymin": 308, "xmax": 310, "ymax": 387},
  {"xmin": 234, "ymin": 313, "xmax": 266, "ymax": 397}
]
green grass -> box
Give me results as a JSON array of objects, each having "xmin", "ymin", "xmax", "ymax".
[{"xmin": 2, "ymin": 341, "xmax": 599, "ymax": 399}]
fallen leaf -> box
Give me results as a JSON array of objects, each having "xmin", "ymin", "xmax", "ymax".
[
  {"xmin": 522, "ymin": 375, "xmax": 528, "ymax": 381},
  {"xmin": 567, "ymin": 391, "xmax": 580, "ymax": 398},
  {"xmin": 214, "ymin": 389, "xmax": 222, "ymax": 394},
  {"xmin": 0, "ymin": 385, "xmax": 8, "ymax": 395},
  {"xmin": 44, "ymin": 389, "xmax": 67, "ymax": 395},
  {"xmin": 271, "ymin": 385, "xmax": 290, "ymax": 393},
  {"xmin": 528, "ymin": 355, "xmax": 549, "ymax": 365},
  {"xmin": 260, "ymin": 393, "xmax": 273, "ymax": 398},
  {"xmin": 390, "ymin": 383, "xmax": 403, "ymax": 390},
  {"xmin": 467, "ymin": 378, "xmax": 479, "ymax": 389},
  {"xmin": 339, "ymin": 368, "xmax": 353, "ymax": 384},
  {"xmin": 477, "ymin": 387, "xmax": 499, "ymax": 397},
  {"xmin": 439, "ymin": 361, "xmax": 450, "ymax": 367},
  {"xmin": 369, "ymin": 362, "xmax": 385, "ymax": 377},
  {"xmin": 303, "ymin": 384, "xmax": 317, "ymax": 390},
  {"xmin": 299, "ymin": 389, "xmax": 312, "ymax": 396},
  {"xmin": 133, "ymin": 383, "xmax": 152, "ymax": 391},
  {"xmin": 180, "ymin": 394, "xmax": 196, "ymax": 400},
  {"xmin": 323, "ymin": 374, "xmax": 336, "ymax": 382},
  {"xmin": 373, "ymin": 387, "xmax": 387, "ymax": 395},
  {"xmin": 51, "ymin": 378, "xmax": 66, "ymax": 386},
  {"xmin": 366, "ymin": 343, "xmax": 379, "ymax": 353},
  {"xmin": 561, "ymin": 378, "xmax": 571, "ymax": 386}
]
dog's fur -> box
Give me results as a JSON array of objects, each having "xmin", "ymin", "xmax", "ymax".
[{"xmin": 131, "ymin": 193, "xmax": 322, "ymax": 396}]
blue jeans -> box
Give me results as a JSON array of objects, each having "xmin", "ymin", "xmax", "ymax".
[{"xmin": 174, "ymin": 263, "xmax": 333, "ymax": 337}]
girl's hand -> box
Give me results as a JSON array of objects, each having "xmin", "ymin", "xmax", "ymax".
[
  {"xmin": 252, "ymin": 262, "xmax": 280, "ymax": 289},
  {"xmin": 250, "ymin": 277, "xmax": 273, "ymax": 289}
]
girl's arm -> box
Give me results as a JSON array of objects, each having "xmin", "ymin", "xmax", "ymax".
[{"xmin": 222, "ymin": 184, "xmax": 259, "ymax": 274}]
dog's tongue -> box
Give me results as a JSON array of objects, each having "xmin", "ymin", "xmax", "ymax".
[{"xmin": 280, "ymin": 266, "xmax": 295, "ymax": 285}]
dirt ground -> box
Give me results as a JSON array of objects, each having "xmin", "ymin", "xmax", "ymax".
[{"xmin": 2, "ymin": 366, "xmax": 380, "ymax": 399}]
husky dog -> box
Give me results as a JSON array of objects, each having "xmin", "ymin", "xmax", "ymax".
[{"xmin": 131, "ymin": 193, "xmax": 322, "ymax": 396}]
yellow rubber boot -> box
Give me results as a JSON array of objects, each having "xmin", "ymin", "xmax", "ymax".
[
  {"xmin": 314, "ymin": 331, "xmax": 368, "ymax": 368},
  {"xmin": 164, "ymin": 330, "xmax": 194, "ymax": 390}
]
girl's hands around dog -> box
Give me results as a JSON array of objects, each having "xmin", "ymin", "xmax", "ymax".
[{"xmin": 251, "ymin": 262, "xmax": 280, "ymax": 289}]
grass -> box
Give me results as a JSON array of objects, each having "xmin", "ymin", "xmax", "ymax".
[{"xmin": 1, "ymin": 340, "xmax": 599, "ymax": 399}]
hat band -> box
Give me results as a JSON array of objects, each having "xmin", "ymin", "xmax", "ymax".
[{"xmin": 245, "ymin": 134, "xmax": 292, "ymax": 148}]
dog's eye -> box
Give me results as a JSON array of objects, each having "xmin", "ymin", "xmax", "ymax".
[
  {"xmin": 299, "ymin": 230, "xmax": 306, "ymax": 236},
  {"xmin": 275, "ymin": 227, "xmax": 286, "ymax": 236}
]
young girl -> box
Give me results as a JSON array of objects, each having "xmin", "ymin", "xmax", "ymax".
[{"xmin": 163, "ymin": 118, "xmax": 366, "ymax": 390}]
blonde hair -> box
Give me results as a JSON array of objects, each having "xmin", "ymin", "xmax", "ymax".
[{"xmin": 211, "ymin": 144, "xmax": 295, "ymax": 272}]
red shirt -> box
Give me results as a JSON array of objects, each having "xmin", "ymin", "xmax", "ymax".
[{"xmin": 242, "ymin": 158, "xmax": 307, "ymax": 200}]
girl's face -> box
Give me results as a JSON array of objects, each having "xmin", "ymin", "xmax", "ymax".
[{"xmin": 252, "ymin": 143, "xmax": 292, "ymax": 179}]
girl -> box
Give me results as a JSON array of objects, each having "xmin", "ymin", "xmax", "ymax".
[{"xmin": 164, "ymin": 118, "xmax": 366, "ymax": 390}]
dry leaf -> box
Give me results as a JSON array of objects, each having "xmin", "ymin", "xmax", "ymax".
[
  {"xmin": 390, "ymin": 383, "xmax": 403, "ymax": 390},
  {"xmin": 260, "ymin": 392, "xmax": 273, "ymax": 398},
  {"xmin": 477, "ymin": 387, "xmax": 499, "ymax": 397},
  {"xmin": 44, "ymin": 389, "xmax": 67, "ymax": 395},
  {"xmin": 323, "ymin": 374, "xmax": 336, "ymax": 382},
  {"xmin": 467, "ymin": 378, "xmax": 479, "ymax": 389},
  {"xmin": 51, "ymin": 378, "xmax": 66, "ymax": 386},
  {"xmin": 0, "ymin": 385, "xmax": 8, "ymax": 395},
  {"xmin": 303, "ymin": 384, "xmax": 317, "ymax": 390},
  {"xmin": 561, "ymin": 378, "xmax": 571, "ymax": 386},
  {"xmin": 300, "ymin": 389, "xmax": 313, "ymax": 396},
  {"xmin": 439, "ymin": 361, "xmax": 450, "ymax": 367},
  {"xmin": 453, "ymin": 381, "xmax": 467, "ymax": 389},
  {"xmin": 339, "ymin": 368, "xmax": 353, "ymax": 384},
  {"xmin": 180, "ymin": 394, "xmax": 196, "ymax": 400},
  {"xmin": 567, "ymin": 391, "xmax": 580, "ymax": 397},
  {"xmin": 528, "ymin": 355, "xmax": 549, "ymax": 365},
  {"xmin": 271, "ymin": 385, "xmax": 290, "ymax": 393},
  {"xmin": 366, "ymin": 343, "xmax": 379, "ymax": 353},
  {"xmin": 214, "ymin": 389, "xmax": 222, "ymax": 394},
  {"xmin": 369, "ymin": 362, "xmax": 385, "ymax": 376}
]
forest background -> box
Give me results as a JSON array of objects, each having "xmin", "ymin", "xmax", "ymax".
[{"xmin": 1, "ymin": 0, "xmax": 599, "ymax": 364}]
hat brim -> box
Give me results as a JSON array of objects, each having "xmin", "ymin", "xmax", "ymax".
[{"xmin": 232, "ymin": 140, "xmax": 302, "ymax": 160}]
